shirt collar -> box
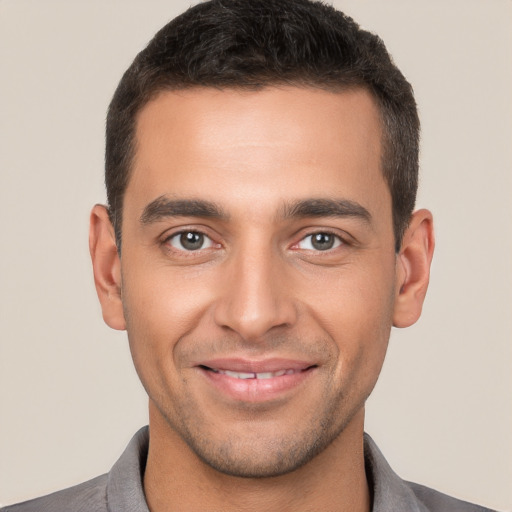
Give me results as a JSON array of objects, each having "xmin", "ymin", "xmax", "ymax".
[
  {"xmin": 364, "ymin": 433, "xmax": 426, "ymax": 512},
  {"xmin": 105, "ymin": 427, "xmax": 425, "ymax": 512},
  {"xmin": 107, "ymin": 426, "xmax": 150, "ymax": 512}
]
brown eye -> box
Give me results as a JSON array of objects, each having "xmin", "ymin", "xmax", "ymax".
[{"xmin": 168, "ymin": 231, "xmax": 213, "ymax": 251}]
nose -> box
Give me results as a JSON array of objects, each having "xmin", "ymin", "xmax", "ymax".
[{"xmin": 213, "ymin": 245, "xmax": 297, "ymax": 341}]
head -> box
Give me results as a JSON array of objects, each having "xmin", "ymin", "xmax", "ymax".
[
  {"xmin": 105, "ymin": 0, "xmax": 419, "ymax": 253},
  {"xmin": 91, "ymin": 0, "xmax": 434, "ymax": 480}
]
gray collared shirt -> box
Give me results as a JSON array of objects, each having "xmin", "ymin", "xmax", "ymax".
[{"xmin": 1, "ymin": 427, "xmax": 497, "ymax": 512}]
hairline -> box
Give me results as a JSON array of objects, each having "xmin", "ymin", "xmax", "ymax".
[{"xmin": 110, "ymin": 80, "xmax": 398, "ymax": 251}]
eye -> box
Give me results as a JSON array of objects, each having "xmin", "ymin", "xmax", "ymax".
[
  {"xmin": 167, "ymin": 231, "xmax": 215, "ymax": 251},
  {"xmin": 297, "ymin": 232, "xmax": 343, "ymax": 251}
]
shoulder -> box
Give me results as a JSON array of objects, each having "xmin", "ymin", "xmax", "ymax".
[
  {"xmin": 1, "ymin": 427, "xmax": 150, "ymax": 512},
  {"xmin": 406, "ymin": 480, "xmax": 498, "ymax": 512},
  {"xmin": 363, "ymin": 433, "xmax": 498, "ymax": 512},
  {"xmin": 1, "ymin": 474, "xmax": 108, "ymax": 512}
]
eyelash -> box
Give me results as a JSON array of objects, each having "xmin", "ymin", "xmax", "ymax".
[
  {"xmin": 294, "ymin": 231, "xmax": 345, "ymax": 252},
  {"xmin": 164, "ymin": 230, "xmax": 218, "ymax": 252},
  {"xmin": 162, "ymin": 228, "xmax": 347, "ymax": 254}
]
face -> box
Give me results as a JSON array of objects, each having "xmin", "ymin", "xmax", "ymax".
[{"xmin": 106, "ymin": 87, "xmax": 402, "ymax": 477}]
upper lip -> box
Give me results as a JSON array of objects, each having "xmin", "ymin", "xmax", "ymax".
[{"xmin": 195, "ymin": 358, "xmax": 317, "ymax": 373}]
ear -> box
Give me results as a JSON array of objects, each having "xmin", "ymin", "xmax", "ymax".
[
  {"xmin": 393, "ymin": 209, "xmax": 435, "ymax": 328},
  {"xmin": 89, "ymin": 204, "xmax": 126, "ymax": 330}
]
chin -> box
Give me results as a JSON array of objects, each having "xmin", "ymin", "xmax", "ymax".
[
  {"xmin": 188, "ymin": 435, "xmax": 328, "ymax": 478},
  {"xmin": 174, "ymin": 410, "xmax": 354, "ymax": 479}
]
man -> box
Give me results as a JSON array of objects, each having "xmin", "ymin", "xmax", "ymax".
[{"xmin": 1, "ymin": 1, "xmax": 499, "ymax": 511}]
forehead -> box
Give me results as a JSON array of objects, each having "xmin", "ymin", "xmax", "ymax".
[{"xmin": 127, "ymin": 86, "xmax": 389, "ymax": 220}]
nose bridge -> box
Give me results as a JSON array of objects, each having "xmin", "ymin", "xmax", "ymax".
[{"xmin": 214, "ymin": 237, "xmax": 296, "ymax": 340}]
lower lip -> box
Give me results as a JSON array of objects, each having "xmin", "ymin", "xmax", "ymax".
[{"xmin": 199, "ymin": 367, "xmax": 315, "ymax": 403}]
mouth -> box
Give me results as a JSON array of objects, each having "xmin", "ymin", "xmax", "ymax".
[
  {"xmin": 200, "ymin": 366, "xmax": 313, "ymax": 380},
  {"xmin": 196, "ymin": 359, "xmax": 318, "ymax": 402}
]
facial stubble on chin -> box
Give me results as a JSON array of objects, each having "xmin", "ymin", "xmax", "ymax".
[{"xmin": 153, "ymin": 376, "xmax": 371, "ymax": 479}]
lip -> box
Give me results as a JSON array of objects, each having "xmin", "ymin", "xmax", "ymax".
[{"xmin": 196, "ymin": 358, "xmax": 317, "ymax": 403}]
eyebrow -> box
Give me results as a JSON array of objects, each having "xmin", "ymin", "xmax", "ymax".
[
  {"xmin": 140, "ymin": 196, "xmax": 371, "ymax": 226},
  {"xmin": 281, "ymin": 198, "xmax": 371, "ymax": 223},
  {"xmin": 140, "ymin": 196, "xmax": 229, "ymax": 224}
]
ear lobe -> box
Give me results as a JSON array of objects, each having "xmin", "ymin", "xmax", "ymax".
[
  {"xmin": 393, "ymin": 209, "xmax": 435, "ymax": 328},
  {"xmin": 89, "ymin": 204, "xmax": 126, "ymax": 330}
]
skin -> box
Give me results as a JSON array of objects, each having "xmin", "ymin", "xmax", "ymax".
[{"xmin": 90, "ymin": 86, "xmax": 434, "ymax": 511}]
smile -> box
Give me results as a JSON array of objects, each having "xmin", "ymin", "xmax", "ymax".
[
  {"xmin": 197, "ymin": 359, "xmax": 317, "ymax": 402},
  {"xmin": 205, "ymin": 367, "xmax": 302, "ymax": 380}
]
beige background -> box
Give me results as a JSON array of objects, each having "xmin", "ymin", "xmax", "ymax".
[{"xmin": 1, "ymin": 0, "xmax": 511, "ymax": 509}]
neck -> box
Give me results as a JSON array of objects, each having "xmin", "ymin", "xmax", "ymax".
[{"xmin": 143, "ymin": 404, "xmax": 370, "ymax": 512}]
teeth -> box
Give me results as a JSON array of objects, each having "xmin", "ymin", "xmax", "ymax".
[
  {"xmin": 256, "ymin": 372, "xmax": 274, "ymax": 380},
  {"xmin": 224, "ymin": 370, "xmax": 255, "ymax": 379},
  {"xmin": 215, "ymin": 369, "xmax": 298, "ymax": 379}
]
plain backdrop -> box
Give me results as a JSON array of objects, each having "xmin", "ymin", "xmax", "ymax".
[{"xmin": 1, "ymin": 0, "xmax": 511, "ymax": 510}]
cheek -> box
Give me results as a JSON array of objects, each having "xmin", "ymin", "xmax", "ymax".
[
  {"xmin": 304, "ymin": 256, "xmax": 397, "ymax": 328},
  {"xmin": 304, "ymin": 260, "xmax": 396, "ymax": 379},
  {"xmin": 120, "ymin": 263, "xmax": 216, "ymax": 385},
  {"xmin": 122, "ymin": 259, "xmax": 215, "ymax": 332}
]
